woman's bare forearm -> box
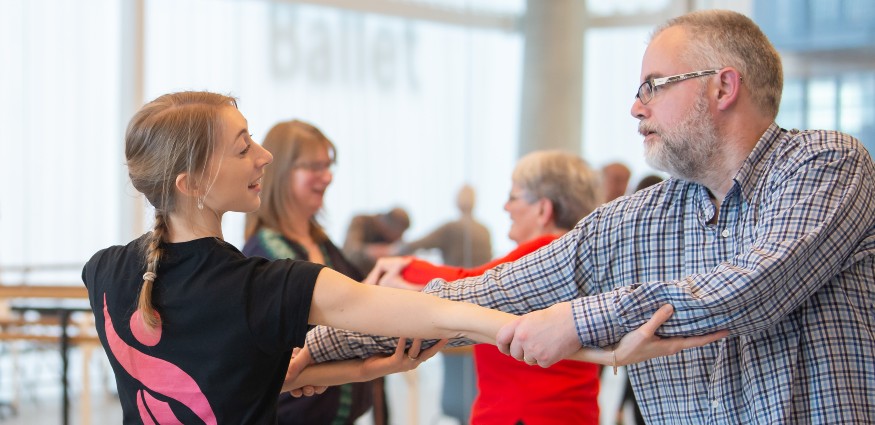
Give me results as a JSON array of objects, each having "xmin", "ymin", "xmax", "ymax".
[
  {"xmin": 282, "ymin": 360, "xmax": 367, "ymax": 392},
  {"xmin": 309, "ymin": 268, "xmax": 516, "ymax": 342}
]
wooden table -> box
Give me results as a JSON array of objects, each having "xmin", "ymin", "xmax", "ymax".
[
  {"xmin": 0, "ymin": 285, "xmax": 88, "ymax": 299},
  {"xmin": 0, "ymin": 285, "xmax": 93, "ymax": 425}
]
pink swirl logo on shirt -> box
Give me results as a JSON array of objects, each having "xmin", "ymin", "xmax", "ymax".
[{"xmin": 103, "ymin": 294, "xmax": 216, "ymax": 424}]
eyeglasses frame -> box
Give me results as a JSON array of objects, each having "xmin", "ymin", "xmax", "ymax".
[
  {"xmin": 292, "ymin": 159, "xmax": 335, "ymax": 174},
  {"xmin": 635, "ymin": 69, "xmax": 721, "ymax": 104}
]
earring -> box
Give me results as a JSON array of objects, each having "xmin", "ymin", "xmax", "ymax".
[{"xmin": 197, "ymin": 197, "xmax": 204, "ymax": 210}]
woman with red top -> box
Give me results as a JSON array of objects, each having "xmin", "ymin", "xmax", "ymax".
[{"xmin": 365, "ymin": 150, "xmax": 604, "ymax": 425}]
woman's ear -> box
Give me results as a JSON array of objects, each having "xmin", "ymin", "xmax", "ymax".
[
  {"xmin": 176, "ymin": 173, "xmax": 207, "ymax": 210},
  {"xmin": 537, "ymin": 198, "xmax": 554, "ymax": 227},
  {"xmin": 175, "ymin": 173, "xmax": 198, "ymax": 197}
]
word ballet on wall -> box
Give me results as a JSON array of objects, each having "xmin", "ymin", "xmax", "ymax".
[{"xmin": 270, "ymin": 4, "xmax": 421, "ymax": 91}]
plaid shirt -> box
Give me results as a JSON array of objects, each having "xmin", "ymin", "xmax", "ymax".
[{"xmin": 307, "ymin": 123, "xmax": 875, "ymax": 424}]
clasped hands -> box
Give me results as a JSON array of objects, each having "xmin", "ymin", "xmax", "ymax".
[{"xmin": 496, "ymin": 302, "xmax": 729, "ymax": 368}]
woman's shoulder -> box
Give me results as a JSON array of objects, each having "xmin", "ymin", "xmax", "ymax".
[
  {"xmin": 82, "ymin": 234, "xmax": 151, "ymax": 293},
  {"xmin": 86, "ymin": 234, "xmax": 148, "ymax": 268}
]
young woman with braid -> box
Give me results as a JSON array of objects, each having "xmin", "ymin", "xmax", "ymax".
[
  {"xmin": 81, "ymin": 91, "xmax": 504, "ymax": 424},
  {"xmin": 82, "ymin": 91, "xmax": 726, "ymax": 424}
]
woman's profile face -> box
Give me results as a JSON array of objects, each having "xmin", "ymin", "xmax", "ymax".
[
  {"xmin": 200, "ymin": 107, "xmax": 273, "ymax": 215},
  {"xmin": 287, "ymin": 145, "xmax": 334, "ymax": 218},
  {"xmin": 504, "ymin": 182, "xmax": 540, "ymax": 245}
]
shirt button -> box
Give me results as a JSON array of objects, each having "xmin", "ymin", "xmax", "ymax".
[
  {"xmin": 712, "ymin": 400, "xmax": 720, "ymax": 409},
  {"xmin": 721, "ymin": 229, "xmax": 730, "ymax": 238}
]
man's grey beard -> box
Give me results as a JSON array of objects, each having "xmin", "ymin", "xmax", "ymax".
[{"xmin": 641, "ymin": 96, "xmax": 721, "ymax": 182}]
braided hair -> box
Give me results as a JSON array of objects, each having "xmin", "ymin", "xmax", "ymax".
[{"xmin": 125, "ymin": 91, "xmax": 237, "ymax": 330}]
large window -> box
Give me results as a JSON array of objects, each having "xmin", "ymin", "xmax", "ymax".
[
  {"xmin": 1, "ymin": 0, "xmax": 123, "ymax": 280},
  {"xmin": 5, "ymin": 0, "xmax": 871, "ymax": 278},
  {"xmin": 777, "ymin": 73, "xmax": 875, "ymax": 156},
  {"xmin": 143, "ymin": 0, "xmax": 522, "ymax": 252},
  {"xmin": 1, "ymin": 0, "xmax": 523, "ymax": 273}
]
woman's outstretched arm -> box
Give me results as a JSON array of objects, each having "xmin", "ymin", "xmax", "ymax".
[{"xmin": 308, "ymin": 268, "xmax": 515, "ymax": 344}]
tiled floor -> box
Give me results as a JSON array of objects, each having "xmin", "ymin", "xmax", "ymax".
[{"xmin": 0, "ymin": 346, "xmax": 634, "ymax": 425}]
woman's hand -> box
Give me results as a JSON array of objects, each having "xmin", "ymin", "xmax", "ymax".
[
  {"xmin": 363, "ymin": 256, "xmax": 419, "ymax": 290},
  {"xmin": 608, "ymin": 304, "xmax": 728, "ymax": 366},
  {"xmin": 361, "ymin": 337, "xmax": 449, "ymax": 377},
  {"xmin": 285, "ymin": 346, "xmax": 328, "ymax": 397}
]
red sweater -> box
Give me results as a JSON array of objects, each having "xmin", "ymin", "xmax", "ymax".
[{"xmin": 402, "ymin": 235, "xmax": 599, "ymax": 424}]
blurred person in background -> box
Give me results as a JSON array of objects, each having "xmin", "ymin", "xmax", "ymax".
[
  {"xmin": 242, "ymin": 119, "xmax": 385, "ymax": 425},
  {"xmin": 393, "ymin": 183, "xmax": 492, "ymax": 423},
  {"xmin": 365, "ymin": 150, "xmax": 604, "ymax": 425},
  {"xmin": 633, "ymin": 174, "xmax": 664, "ymax": 192},
  {"xmin": 343, "ymin": 207, "xmax": 410, "ymax": 275},
  {"xmin": 396, "ymin": 184, "xmax": 492, "ymax": 268},
  {"xmin": 600, "ymin": 162, "xmax": 631, "ymax": 202}
]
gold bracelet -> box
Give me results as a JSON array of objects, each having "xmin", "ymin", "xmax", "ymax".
[{"xmin": 612, "ymin": 350, "xmax": 618, "ymax": 375}]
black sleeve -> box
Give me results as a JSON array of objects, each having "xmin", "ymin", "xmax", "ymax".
[{"xmin": 245, "ymin": 259, "xmax": 324, "ymax": 352}]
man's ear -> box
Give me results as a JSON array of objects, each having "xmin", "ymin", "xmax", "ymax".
[{"xmin": 715, "ymin": 67, "xmax": 742, "ymax": 111}]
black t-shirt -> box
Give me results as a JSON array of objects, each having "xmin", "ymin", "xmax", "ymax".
[{"xmin": 82, "ymin": 235, "xmax": 323, "ymax": 424}]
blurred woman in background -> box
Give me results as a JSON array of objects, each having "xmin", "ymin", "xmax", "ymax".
[
  {"xmin": 243, "ymin": 120, "xmax": 384, "ymax": 425},
  {"xmin": 366, "ymin": 150, "xmax": 604, "ymax": 425}
]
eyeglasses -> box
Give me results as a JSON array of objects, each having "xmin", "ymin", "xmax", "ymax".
[
  {"xmin": 293, "ymin": 160, "xmax": 334, "ymax": 174},
  {"xmin": 635, "ymin": 69, "xmax": 720, "ymax": 104}
]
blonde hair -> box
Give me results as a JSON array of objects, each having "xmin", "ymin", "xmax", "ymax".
[
  {"xmin": 125, "ymin": 91, "xmax": 238, "ymax": 329},
  {"xmin": 654, "ymin": 10, "xmax": 783, "ymax": 118},
  {"xmin": 512, "ymin": 150, "xmax": 602, "ymax": 230},
  {"xmin": 244, "ymin": 120, "xmax": 336, "ymax": 242}
]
